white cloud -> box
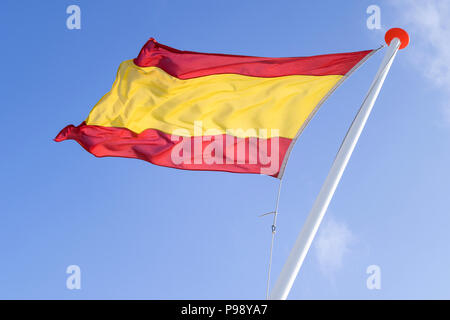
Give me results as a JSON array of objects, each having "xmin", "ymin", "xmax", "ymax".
[
  {"xmin": 389, "ymin": 0, "xmax": 450, "ymax": 123},
  {"xmin": 314, "ymin": 217, "xmax": 354, "ymax": 277},
  {"xmin": 393, "ymin": 0, "xmax": 450, "ymax": 88}
]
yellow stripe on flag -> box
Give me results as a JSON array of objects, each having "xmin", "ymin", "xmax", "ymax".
[{"xmin": 85, "ymin": 60, "xmax": 343, "ymax": 139}]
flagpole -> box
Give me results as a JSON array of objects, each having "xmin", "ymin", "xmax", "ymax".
[{"xmin": 269, "ymin": 29, "xmax": 409, "ymax": 300}]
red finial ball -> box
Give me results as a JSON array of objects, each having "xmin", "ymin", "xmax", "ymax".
[{"xmin": 385, "ymin": 28, "xmax": 409, "ymax": 49}]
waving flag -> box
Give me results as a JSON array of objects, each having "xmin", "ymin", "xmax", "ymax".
[{"xmin": 55, "ymin": 38, "xmax": 378, "ymax": 178}]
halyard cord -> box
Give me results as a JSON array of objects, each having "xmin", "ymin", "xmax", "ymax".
[
  {"xmin": 265, "ymin": 46, "xmax": 384, "ymax": 299},
  {"xmin": 265, "ymin": 177, "xmax": 283, "ymax": 300},
  {"xmin": 332, "ymin": 44, "xmax": 397, "ymax": 161}
]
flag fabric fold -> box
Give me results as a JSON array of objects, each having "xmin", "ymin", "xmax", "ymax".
[{"xmin": 55, "ymin": 38, "xmax": 378, "ymax": 178}]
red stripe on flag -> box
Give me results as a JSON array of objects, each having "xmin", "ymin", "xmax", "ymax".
[
  {"xmin": 133, "ymin": 38, "xmax": 374, "ymax": 79},
  {"xmin": 55, "ymin": 123, "xmax": 292, "ymax": 177}
]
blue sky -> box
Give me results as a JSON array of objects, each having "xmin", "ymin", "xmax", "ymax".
[{"xmin": 1, "ymin": 0, "xmax": 449, "ymax": 299}]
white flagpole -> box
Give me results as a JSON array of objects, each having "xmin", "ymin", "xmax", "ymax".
[{"xmin": 269, "ymin": 29, "xmax": 409, "ymax": 300}]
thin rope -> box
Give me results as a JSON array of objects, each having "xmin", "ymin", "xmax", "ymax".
[{"xmin": 265, "ymin": 178, "xmax": 283, "ymax": 299}]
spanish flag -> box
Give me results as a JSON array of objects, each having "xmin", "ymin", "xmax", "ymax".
[{"xmin": 55, "ymin": 39, "xmax": 378, "ymax": 178}]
